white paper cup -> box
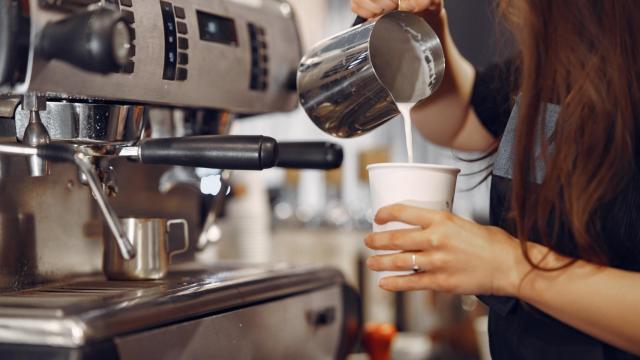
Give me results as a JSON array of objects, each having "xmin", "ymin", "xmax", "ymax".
[
  {"xmin": 367, "ymin": 163, "xmax": 461, "ymax": 276},
  {"xmin": 368, "ymin": 163, "xmax": 461, "ymax": 230}
]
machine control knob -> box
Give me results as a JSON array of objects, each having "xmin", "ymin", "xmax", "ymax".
[{"xmin": 38, "ymin": 8, "xmax": 132, "ymax": 74}]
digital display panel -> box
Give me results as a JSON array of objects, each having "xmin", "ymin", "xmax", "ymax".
[{"xmin": 196, "ymin": 11, "xmax": 238, "ymax": 46}]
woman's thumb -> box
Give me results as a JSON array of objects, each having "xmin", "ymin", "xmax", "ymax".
[{"xmin": 398, "ymin": 0, "xmax": 416, "ymax": 12}]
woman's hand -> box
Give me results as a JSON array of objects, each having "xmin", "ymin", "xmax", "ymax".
[
  {"xmin": 351, "ymin": 0, "xmax": 444, "ymax": 20},
  {"xmin": 365, "ymin": 204, "xmax": 526, "ymax": 296}
]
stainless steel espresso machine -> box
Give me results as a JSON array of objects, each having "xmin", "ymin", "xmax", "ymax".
[{"xmin": 0, "ymin": 0, "xmax": 359, "ymax": 358}]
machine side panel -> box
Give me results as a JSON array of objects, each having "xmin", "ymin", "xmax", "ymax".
[{"xmin": 113, "ymin": 285, "xmax": 343, "ymax": 360}]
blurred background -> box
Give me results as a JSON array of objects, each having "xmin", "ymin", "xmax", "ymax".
[{"xmin": 210, "ymin": 1, "xmax": 514, "ymax": 359}]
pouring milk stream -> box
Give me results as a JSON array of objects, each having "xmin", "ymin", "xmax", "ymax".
[
  {"xmin": 369, "ymin": 22, "xmax": 460, "ymax": 276},
  {"xmin": 395, "ymin": 22, "xmax": 440, "ymax": 163},
  {"xmin": 399, "ymin": 103, "xmax": 415, "ymax": 163}
]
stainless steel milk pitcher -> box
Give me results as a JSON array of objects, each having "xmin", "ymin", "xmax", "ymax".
[
  {"xmin": 297, "ymin": 11, "xmax": 445, "ymax": 138},
  {"xmin": 103, "ymin": 218, "xmax": 189, "ymax": 280}
]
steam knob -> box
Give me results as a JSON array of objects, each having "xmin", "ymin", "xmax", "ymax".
[{"xmin": 38, "ymin": 8, "xmax": 132, "ymax": 74}]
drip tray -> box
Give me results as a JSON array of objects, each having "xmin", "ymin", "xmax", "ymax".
[{"xmin": 0, "ymin": 262, "xmax": 343, "ymax": 348}]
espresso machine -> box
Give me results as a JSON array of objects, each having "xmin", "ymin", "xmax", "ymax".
[{"xmin": 0, "ymin": 0, "xmax": 359, "ymax": 358}]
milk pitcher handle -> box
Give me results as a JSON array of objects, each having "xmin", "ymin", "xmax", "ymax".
[
  {"xmin": 167, "ymin": 219, "xmax": 189, "ymax": 261},
  {"xmin": 353, "ymin": 16, "xmax": 367, "ymax": 26}
]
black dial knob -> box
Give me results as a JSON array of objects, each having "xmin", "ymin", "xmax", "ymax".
[{"xmin": 38, "ymin": 8, "xmax": 132, "ymax": 74}]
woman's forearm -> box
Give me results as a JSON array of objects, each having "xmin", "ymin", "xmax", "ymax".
[
  {"xmin": 410, "ymin": 10, "xmax": 495, "ymax": 152},
  {"xmin": 513, "ymin": 243, "xmax": 640, "ymax": 355}
]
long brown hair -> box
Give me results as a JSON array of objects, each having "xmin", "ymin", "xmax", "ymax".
[{"xmin": 499, "ymin": 0, "xmax": 640, "ymax": 267}]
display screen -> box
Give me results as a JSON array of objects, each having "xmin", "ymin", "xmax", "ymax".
[{"xmin": 196, "ymin": 11, "xmax": 238, "ymax": 46}]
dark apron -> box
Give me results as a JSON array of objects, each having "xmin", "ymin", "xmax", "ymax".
[{"xmin": 479, "ymin": 99, "xmax": 640, "ymax": 360}]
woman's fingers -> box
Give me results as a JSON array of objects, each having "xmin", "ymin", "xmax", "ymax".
[
  {"xmin": 399, "ymin": 0, "xmax": 443, "ymax": 12},
  {"xmin": 366, "ymin": 251, "xmax": 417, "ymax": 272},
  {"xmin": 377, "ymin": 0, "xmax": 399, "ymax": 12},
  {"xmin": 356, "ymin": 0, "xmax": 385, "ymax": 16},
  {"xmin": 351, "ymin": 2, "xmax": 376, "ymax": 18},
  {"xmin": 365, "ymin": 228, "xmax": 427, "ymax": 250},
  {"xmin": 379, "ymin": 271, "xmax": 459, "ymax": 292},
  {"xmin": 353, "ymin": 0, "xmax": 443, "ymax": 18},
  {"xmin": 375, "ymin": 203, "xmax": 450, "ymax": 228},
  {"xmin": 352, "ymin": 0, "xmax": 398, "ymax": 18},
  {"xmin": 398, "ymin": 0, "xmax": 416, "ymax": 12},
  {"xmin": 367, "ymin": 251, "xmax": 445, "ymax": 272},
  {"xmin": 379, "ymin": 272, "xmax": 441, "ymax": 291}
]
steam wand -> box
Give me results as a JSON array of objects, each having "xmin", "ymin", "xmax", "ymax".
[
  {"xmin": 21, "ymin": 94, "xmax": 50, "ymax": 177},
  {"xmin": 72, "ymin": 151, "xmax": 136, "ymax": 260}
]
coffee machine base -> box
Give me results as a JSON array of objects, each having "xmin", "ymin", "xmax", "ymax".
[{"xmin": 0, "ymin": 264, "xmax": 358, "ymax": 359}]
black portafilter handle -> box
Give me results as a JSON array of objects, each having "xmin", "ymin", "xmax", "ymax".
[
  {"xmin": 37, "ymin": 143, "xmax": 77, "ymax": 162},
  {"xmin": 277, "ymin": 142, "xmax": 343, "ymax": 170},
  {"xmin": 138, "ymin": 135, "xmax": 279, "ymax": 170},
  {"xmin": 36, "ymin": 138, "xmax": 342, "ymax": 171},
  {"xmin": 38, "ymin": 8, "xmax": 132, "ymax": 74}
]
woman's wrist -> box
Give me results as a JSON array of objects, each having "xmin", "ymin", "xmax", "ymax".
[
  {"xmin": 490, "ymin": 230, "xmax": 531, "ymax": 297},
  {"xmin": 496, "ymin": 238, "xmax": 575, "ymax": 300},
  {"xmin": 488, "ymin": 229, "xmax": 557, "ymax": 298}
]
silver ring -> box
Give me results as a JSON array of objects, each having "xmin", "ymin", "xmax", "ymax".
[{"xmin": 412, "ymin": 253, "xmax": 421, "ymax": 273}]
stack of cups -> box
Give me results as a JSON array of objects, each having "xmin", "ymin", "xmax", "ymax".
[{"xmin": 228, "ymin": 171, "xmax": 273, "ymax": 263}]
